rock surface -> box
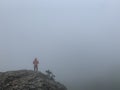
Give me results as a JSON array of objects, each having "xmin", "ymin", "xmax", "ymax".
[{"xmin": 0, "ymin": 70, "xmax": 67, "ymax": 90}]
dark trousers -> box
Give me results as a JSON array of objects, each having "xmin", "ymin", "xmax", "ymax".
[{"xmin": 34, "ymin": 65, "xmax": 38, "ymax": 71}]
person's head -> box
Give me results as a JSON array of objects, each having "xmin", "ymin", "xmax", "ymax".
[{"xmin": 35, "ymin": 58, "xmax": 37, "ymax": 61}]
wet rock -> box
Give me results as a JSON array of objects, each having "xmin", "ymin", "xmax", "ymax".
[{"xmin": 0, "ymin": 70, "xmax": 67, "ymax": 90}]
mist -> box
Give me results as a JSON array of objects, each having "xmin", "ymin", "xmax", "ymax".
[{"xmin": 0, "ymin": 0, "xmax": 120, "ymax": 90}]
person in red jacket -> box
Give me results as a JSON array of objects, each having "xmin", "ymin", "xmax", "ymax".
[{"xmin": 33, "ymin": 58, "xmax": 39, "ymax": 71}]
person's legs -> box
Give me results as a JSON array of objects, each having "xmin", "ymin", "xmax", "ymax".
[
  {"xmin": 34, "ymin": 65, "xmax": 38, "ymax": 72},
  {"xmin": 36, "ymin": 65, "xmax": 38, "ymax": 71}
]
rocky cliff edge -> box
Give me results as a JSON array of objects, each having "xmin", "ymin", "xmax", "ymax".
[{"xmin": 0, "ymin": 70, "xmax": 67, "ymax": 90}]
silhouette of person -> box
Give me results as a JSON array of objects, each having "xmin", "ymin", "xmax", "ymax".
[{"xmin": 33, "ymin": 58, "xmax": 39, "ymax": 71}]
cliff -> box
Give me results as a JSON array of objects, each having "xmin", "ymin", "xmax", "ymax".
[{"xmin": 0, "ymin": 70, "xmax": 67, "ymax": 90}]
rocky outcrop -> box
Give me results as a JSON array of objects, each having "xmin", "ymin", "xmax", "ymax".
[{"xmin": 0, "ymin": 70, "xmax": 67, "ymax": 90}]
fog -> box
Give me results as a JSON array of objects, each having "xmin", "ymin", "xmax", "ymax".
[{"xmin": 0, "ymin": 0, "xmax": 120, "ymax": 90}]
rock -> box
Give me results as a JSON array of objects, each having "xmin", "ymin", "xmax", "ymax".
[{"xmin": 0, "ymin": 70, "xmax": 67, "ymax": 90}]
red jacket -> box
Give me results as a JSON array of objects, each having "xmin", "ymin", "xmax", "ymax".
[{"xmin": 33, "ymin": 59, "xmax": 39, "ymax": 65}]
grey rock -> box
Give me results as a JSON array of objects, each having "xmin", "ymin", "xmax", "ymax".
[{"xmin": 0, "ymin": 70, "xmax": 67, "ymax": 90}]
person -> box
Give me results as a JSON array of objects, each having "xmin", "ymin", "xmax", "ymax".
[{"xmin": 33, "ymin": 58, "xmax": 39, "ymax": 71}]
